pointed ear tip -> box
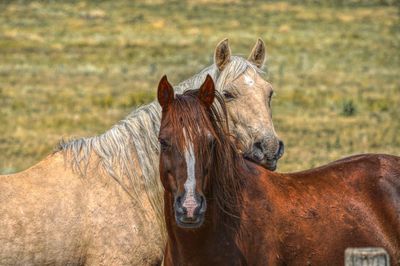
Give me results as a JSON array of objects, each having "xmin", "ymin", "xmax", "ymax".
[
  {"xmin": 217, "ymin": 38, "xmax": 229, "ymax": 47},
  {"xmin": 159, "ymin": 75, "xmax": 165, "ymax": 85},
  {"xmin": 201, "ymin": 75, "xmax": 215, "ymax": 90}
]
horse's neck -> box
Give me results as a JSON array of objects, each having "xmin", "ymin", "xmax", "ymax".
[
  {"xmin": 69, "ymin": 101, "xmax": 167, "ymax": 243},
  {"xmin": 122, "ymin": 101, "xmax": 169, "ymax": 238},
  {"xmin": 125, "ymin": 102, "xmax": 161, "ymax": 180}
]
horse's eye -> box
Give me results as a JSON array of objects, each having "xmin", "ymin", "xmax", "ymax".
[
  {"xmin": 210, "ymin": 138, "xmax": 216, "ymax": 149},
  {"xmin": 159, "ymin": 139, "xmax": 170, "ymax": 151},
  {"xmin": 222, "ymin": 90, "xmax": 235, "ymax": 101}
]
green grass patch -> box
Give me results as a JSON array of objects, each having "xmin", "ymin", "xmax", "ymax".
[{"xmin": 0, "ymin": 0, "xmax": 399, "ymax": 173}]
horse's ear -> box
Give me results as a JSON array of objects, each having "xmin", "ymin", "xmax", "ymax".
[
  {"xmin": 198, "ymin": 75, "xmax": 215, "ymax": 108},
  {"xmin": 248, "ymin": 38, "xmax": 266, "ymax": 68},
  {"xmin": 214, "ymin": 38, "xmax": 231, "ymax": 71},
  {"xmin": 157, "ymin": 75, "xmax": 174, "ymax": 110}
]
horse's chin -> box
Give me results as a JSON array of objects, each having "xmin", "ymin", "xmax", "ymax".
[
  {"xmin": 262, "ymin": 159, "xmax": 278, "ymax": 171},
  {"xmin": 175, "ymin": 214, "xmax": 204, "ymax": 229},
  {"xmin": 244, "ymin": 155, "xmax": 278, "ymax": 171}
]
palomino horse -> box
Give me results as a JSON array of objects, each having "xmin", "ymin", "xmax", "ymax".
[
  {"xmin": 0, "ymin": 39, "xmax": 283, "ymax": 265},
  {"xmin": 157, "ymin": 75, "xmax": 400, "ymax": 265}
]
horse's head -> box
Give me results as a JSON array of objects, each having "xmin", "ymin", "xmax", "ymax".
[
  {"xmin": 215, "ymin": 39, "xmax": 284, "ymax": 170},
  {"xmin": 157, "ymin": 75, "xmax": 229, "ymax": 229}
]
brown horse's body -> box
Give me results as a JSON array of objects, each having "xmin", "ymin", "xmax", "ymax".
[
  {"xmin": 163, "ymin": 154, "xmax": 400, "ymax": 265},
  {"xmin": 157, "ymin": 73, "xmax": 399, "ymax": 265}
]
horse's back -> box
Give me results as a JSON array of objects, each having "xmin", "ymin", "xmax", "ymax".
[
  {"xmin": 284, "ymin": 153, "xmax": 400, "ymax": 191},
  {"xmin": 285, "ymin": 153, "xmax": 398, "ymax": 177}
]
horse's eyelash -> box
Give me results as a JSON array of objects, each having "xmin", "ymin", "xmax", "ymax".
[{"xmin": 224, "ymin": 83, "xmax": 239, "ymax": 93}]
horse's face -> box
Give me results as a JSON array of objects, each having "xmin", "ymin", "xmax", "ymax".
[
  {"xmin": 215, "ymin": 39, "xmax": 284, "ymax": 170},
  {"xmin": 158, "ymin": 130, "xmax": 210, "ymax": 229},
  {"xmin": 157, "ymin": 75, "xmax": 216, "ymax": 229},
  {"xmin": 227, "ymin": 68, "xmax": 284, "ymax": 170}
]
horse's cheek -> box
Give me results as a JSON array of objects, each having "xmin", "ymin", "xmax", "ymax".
[
  {"xmin": 160, "ymin": 156, "xmax": 174, "ymax": 192},
  {"xmin": 202, "ymin": 174, "xmax": 210, "ymax": 192},
  {"xmin": 166, "ymin": 172, "xmax": 178, "ymax": 193}
]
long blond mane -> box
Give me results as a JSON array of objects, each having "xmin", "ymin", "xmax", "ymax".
[{"xmin": 58, "ymin": 56, "xmax": 259, "ymax": 243}]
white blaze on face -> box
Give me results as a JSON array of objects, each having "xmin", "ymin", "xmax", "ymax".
[
  {"xmin": 244, "ymin": 74, "xmax": 254, "ymax": 87},
  {"xmin": 182, "ymin": 129, "xmax": 197, "ymax": 218}
]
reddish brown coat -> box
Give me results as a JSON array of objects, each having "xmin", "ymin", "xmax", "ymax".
[{"xmin": 163, "ymin": 154, "xmax": 400, "ymax": 265}]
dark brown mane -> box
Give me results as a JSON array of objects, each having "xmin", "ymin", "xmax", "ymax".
[{"xmin": 161, "ymin": 89, "xmax": 253, "ymax": 218}]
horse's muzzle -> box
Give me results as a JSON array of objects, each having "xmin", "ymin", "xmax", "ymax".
[
  {"xmin": 245, "ymin": 140, "xmax": 284, "ymax": 171},
  {"xmin": 174, "ymin": 194, "xmax": 206, "ymax": 228}
]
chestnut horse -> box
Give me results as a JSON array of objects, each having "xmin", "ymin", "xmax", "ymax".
[{"xmin": 157, "ymin": 75, "xmax": 400, "ymax": 265}]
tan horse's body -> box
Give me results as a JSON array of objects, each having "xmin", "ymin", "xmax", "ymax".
[
  {"xmin": 1, "ymin": 153, "xmax": 162, "ymax": 265},
  {"xmin": 0, "ymin": 39, "xmax": 283, "ymax": 265}
]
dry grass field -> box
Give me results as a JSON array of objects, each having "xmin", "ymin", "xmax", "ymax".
[{"xmin": 0, "ymin": 0, "xmax": 399, "ymax": 174}]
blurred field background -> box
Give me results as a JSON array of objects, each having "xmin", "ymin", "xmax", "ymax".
[{"xmin": 0, "ymin": 0, "xmax": 399, "ymax": 174}]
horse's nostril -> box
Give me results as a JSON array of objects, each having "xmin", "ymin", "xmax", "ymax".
[
  {"xmin": 175, "ymin": 195, "xmax": 185, "ymax": 214},
  {"xmin": 279, "ymin": 141, "xmax": 284, "ymax": 150},
  {"xmin": 200, "ymin": 195, "xmax": 205, "ymax": 206},
  {"xmin": 251, "ymin": 141, "xmax": 266, "ymax": 161},
  {"xmin": 254, "ymin": 141, "xmax": 263, "ymax": 151},
  {"xmin": 176, "ymin": 195, "xmax": 182, "ymax": 204},
  {"xmin": 276, "ymin": 140, "xmax": 284, "ymax": 158},
  {"xmin": 198, "ymin": 195, "xmax": 207, "ymax": 213}
]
